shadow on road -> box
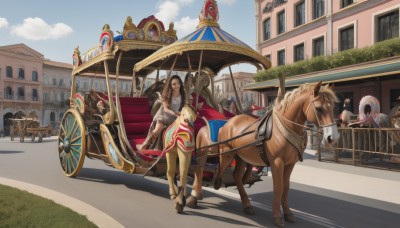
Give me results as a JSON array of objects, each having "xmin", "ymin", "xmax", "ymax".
[
  {"xmin": 250, "ymin": 184, "xmax": 400, "ymax": 228},
  {"xmin": 77, "ymin": 167, "xmax": 271, "ymax": 227},
  {"xmin": 77, "ymin": 167, "xmax": 169, "ymax": 199},
  {"xmin": 0, "ymin": 150, "xmax": 24, "ymax": 154}
]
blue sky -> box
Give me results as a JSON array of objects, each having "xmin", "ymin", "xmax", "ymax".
[{"xmin": 0, "ymin": 0, "xmax": 258, "ymax": 74}]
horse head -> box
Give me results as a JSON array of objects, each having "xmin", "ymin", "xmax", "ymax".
[
  {"xmin": 304, "ymin": 82, "xmax": 340, "ymax": 146},
  {"xmin": 179, "ymin": 105, "xmax": 197, "ymax": 126}
]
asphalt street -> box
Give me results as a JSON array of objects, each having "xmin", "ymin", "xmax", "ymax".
[{"xmin": 1, "ymin": 136, "xmax": 400, "ymax": 228}]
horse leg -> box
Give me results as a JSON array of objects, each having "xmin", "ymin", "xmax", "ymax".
[
  {"xmin": 214, "ymin": 144, "xmax": 235, "ymax": 190},
  {"xmin": 187, "ymin": 148, "xmax": 207, "ymax": 208},
  {"xmin": 234, "ymin": 156, "xmax": 254, "ymax": 215},
  {"xmin": 166, "ymin": 149, "xmax": 178, "ymax": 200},
  {"xmin": 174, "ymin": 149, "xmax": 192, "ymax": 213},
  {"xmin": 270, "ymin": 158, "xmax": 285, "ymax": 227},
  {"xmin": 282, "ymin": 163, "xmax": 295, "ymax": 223}
]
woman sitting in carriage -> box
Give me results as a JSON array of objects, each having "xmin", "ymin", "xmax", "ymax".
[{"xmin": 140, "ymin": 75, "xmax": 186, "ymax": 150}]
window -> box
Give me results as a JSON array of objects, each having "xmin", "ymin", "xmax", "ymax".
[
  {"xmin": 313, "ymin": 37, "xmax": 324, "ymax": 57},
  {"xmin": 263, "ymin": 18, "xmax": 271, "ymax": 40},
  {"xmin": 341, "ymin": 0, "xmax": 353, "ymax": 8},
  {"xmin": 5, "ymin": 87, "xmax": 13, "ymax": 99},
  {"xmin": 294, "ymin": 43, "xmax": 305, "ymax": 62},
  {"xmin": 6, "ymin": 66, "xmax": 12, "ymax": 78},
  {"xmin": 377, "ymin": 10, "xmax": 399, "ymax": 42},
  {"xmin": 340, "ymin": 26, "xmax": 354, "ymax": 51},
  {"xmin": 277, "ymin": 50, "xmax": 285, "ymax": 66},
  {"xmin": 32, "ymin": 89, "xmax": 38, "ymax": 101},
  {"xmin": 59, "ymin": 79, "xmax": 64, "ymax": 87},
  {"xmin": 313, "ymin": 0, "xmax": 325, "ymax": 19},
  {"xmin": 277, "ymin": 11, "xmax": 285, "ymax": 34},
  {"xmin": 18, "ymin": 68, "xmax": 25, "ymax": 80},
  {"xmin": 52, "ymin": 78, "xmax": 57, "ymax": 85},
  {"xmin": 43, "ymin": 93, "xmax": 49, "ymax": 101},
  {"xmin": 295, "ymin": 1, "xmax": 305, "ymax": 27},
  {"xmin": 32, "ymin": 71, "xmax": 38, "ymax": 81},
  {"xmin": 17, "ymin": 87, "xmax": 25, "ymax": 100}
]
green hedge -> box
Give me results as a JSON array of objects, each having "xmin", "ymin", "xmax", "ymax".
[{"xmin": 254, "ymin": 37, "xmax": 400, "ymax": 82}]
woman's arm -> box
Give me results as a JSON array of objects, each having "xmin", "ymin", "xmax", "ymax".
[{"xmin": 162, "ymin": 100, "xmax": 179, "ymax": 116}]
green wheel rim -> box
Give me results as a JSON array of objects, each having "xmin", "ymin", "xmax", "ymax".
[{"xmin": 58, "ymin": 109, "xmax": 86, "ymax": 177}]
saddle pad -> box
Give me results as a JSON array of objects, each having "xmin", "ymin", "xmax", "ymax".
[{"xmin": 207, "ymin": 120, "xmax": 227, "ymax": 142}]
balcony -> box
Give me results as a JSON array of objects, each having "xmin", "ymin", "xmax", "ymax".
[
  {"xmin": 5, "ymin": 94, "xmax": 14, "ymax": 100},
  {"xmin": 17, "ymin": 95, "xmax": 25, "ymax": 100}
]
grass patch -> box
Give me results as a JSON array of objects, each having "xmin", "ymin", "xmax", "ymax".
[{"xmin": 0, "ymin": 184, "xmax": 97, "ymax": 227}]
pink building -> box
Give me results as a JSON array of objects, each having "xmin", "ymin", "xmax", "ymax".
[
  {"xmin": 255, "ymin": 0, "xmax": 399, "ymax": 65},
  {"xmin": 250, "ymin": 0, "xmax": 400, "ymax": 116}
]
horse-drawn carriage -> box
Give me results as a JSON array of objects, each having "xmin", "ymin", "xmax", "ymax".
[
  {"xmin": 58, "ymin": 1, "xmax": 340, "ymax": 225},
  {"xmin": 8, "ymin": 112, "xmax": 51, "ymax": 143}
]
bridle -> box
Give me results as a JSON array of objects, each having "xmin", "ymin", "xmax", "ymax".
[{"xmin": 279, "ymin": 95, "xmax": 336, "ymax": 134}]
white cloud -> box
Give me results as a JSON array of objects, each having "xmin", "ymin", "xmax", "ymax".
[
  {"xmin": 177, "ymin": 0, "xmax": 194, "ymax": 5},
  {"xmin": 155, "ymin": 1, "xmax": 180, "ymax": 24},
  {"xmin": 0, "ymin": 18, "xmax": 9, "ymax": 29},
  {"xmin": 174, "ymin": 16, "xmax": 198, "ymax": 37},
  {"xmin": 219, "ymin": 0, "xmax": 236, "ymax": 6},
  {"xmin": 10, "ymin": 17, "xmax": 73, "ymax": 41}
]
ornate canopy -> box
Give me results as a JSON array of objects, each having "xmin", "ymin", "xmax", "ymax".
[
  {"xmin": 134, "ymin": 0, "xmax": 270, "ymax": 75},
  {"xmin": 72, "ymin": 15, "xmax": 178, "ymax": 77}
]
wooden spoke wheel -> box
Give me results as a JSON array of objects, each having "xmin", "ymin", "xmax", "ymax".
[{"xmin": 58, "ymin": 109, "xmax": 86, "ymax": 177}]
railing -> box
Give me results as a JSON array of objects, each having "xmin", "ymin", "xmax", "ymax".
[
  {"xmin": 318, "ymin": 127, "xmax": 400, "ymax": 170},
  {"xmin": 5, "ymin": 94, "xmax": 14, "ymax": 99}
]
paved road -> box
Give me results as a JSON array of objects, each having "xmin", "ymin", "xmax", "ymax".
[{"xmin": 1, "ymin": 136, "xmax": 400, "ymax": 227}]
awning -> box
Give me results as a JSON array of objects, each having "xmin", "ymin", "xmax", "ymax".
[{"xmin": 243, "ymin": 56, "xmax": 400, "ymax": 91}]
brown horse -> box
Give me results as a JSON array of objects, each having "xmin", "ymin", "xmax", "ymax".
[{"xmin": 213, "ymin": 82, "xmax": 339, "ymax": 227}]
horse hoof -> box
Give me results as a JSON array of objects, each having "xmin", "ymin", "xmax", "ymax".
[
  {"xmin": 214, "ymin": 178, "xmax": 222, "ymax": 190},
  {"xmin": 170, "ymin": 194, "xmax": 177, "ymax": 200},
  {"xmin": 284, "ymin": 213, "xmax": 295, "ymax": 223},
  {"xmin": 243, "ymin": 206, "xmax": 254, "ymax": 215},
  {"xmin": 273, "ymin": 217, "xmax": 284, "ymax": 227},
  {"xmin": 174, "ymin": 202, "xmax": 184, "ymax": 214},
  {"xmin": 186, "ymin": 196, "xmax": 198, "ymax": 208}
]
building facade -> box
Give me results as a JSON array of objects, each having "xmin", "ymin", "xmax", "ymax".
[
  {"xmin": 42, "ymin": 60, "xmax": 73, "ymax": 129},
  {"xmin": 214, "ymin": 72, "xmax": 259, "ymax": 109},
  {"xmin": 255, "ymin": 0, "xmax": 399, "ymax": 66},
  {"xmin": 0, "ymin": 44, "xmax": 74, "ymax": 135},
  {"xmin": 253, "ymin": 0, "xmax": 400, "ymax": 115}
]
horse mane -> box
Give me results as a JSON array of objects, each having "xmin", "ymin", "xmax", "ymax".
[{"xmin": 275, "ymin": 82, "xmax": 339, "ymax": 113}]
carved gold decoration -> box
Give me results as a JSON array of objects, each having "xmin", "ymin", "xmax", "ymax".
[{"xmin": 134, "ymin": 42, "xmax": 271, "ymax": 73}]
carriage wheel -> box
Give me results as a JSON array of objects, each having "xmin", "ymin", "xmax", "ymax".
[{"xmin": 58, "ymin": 109, "xmax": 86, "ymax": 177}]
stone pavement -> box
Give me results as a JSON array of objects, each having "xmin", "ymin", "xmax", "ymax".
[{"xmin": 291, "ymin": 150, "xmax": 400, "ymax": 204}]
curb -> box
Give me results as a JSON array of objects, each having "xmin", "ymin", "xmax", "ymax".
[{"xmin": 0, "ymin": 177, "xmax": 124, "ymax": 228}]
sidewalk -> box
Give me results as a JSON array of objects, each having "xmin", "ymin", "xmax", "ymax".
[{"xmin": 290, "ymin": 150, "xmax": 400, "ymax": 204}]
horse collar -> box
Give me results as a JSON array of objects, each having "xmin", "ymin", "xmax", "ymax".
[{"xmin": 273, "ymin": 111, "xmax": 307, "ymax": 160}]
